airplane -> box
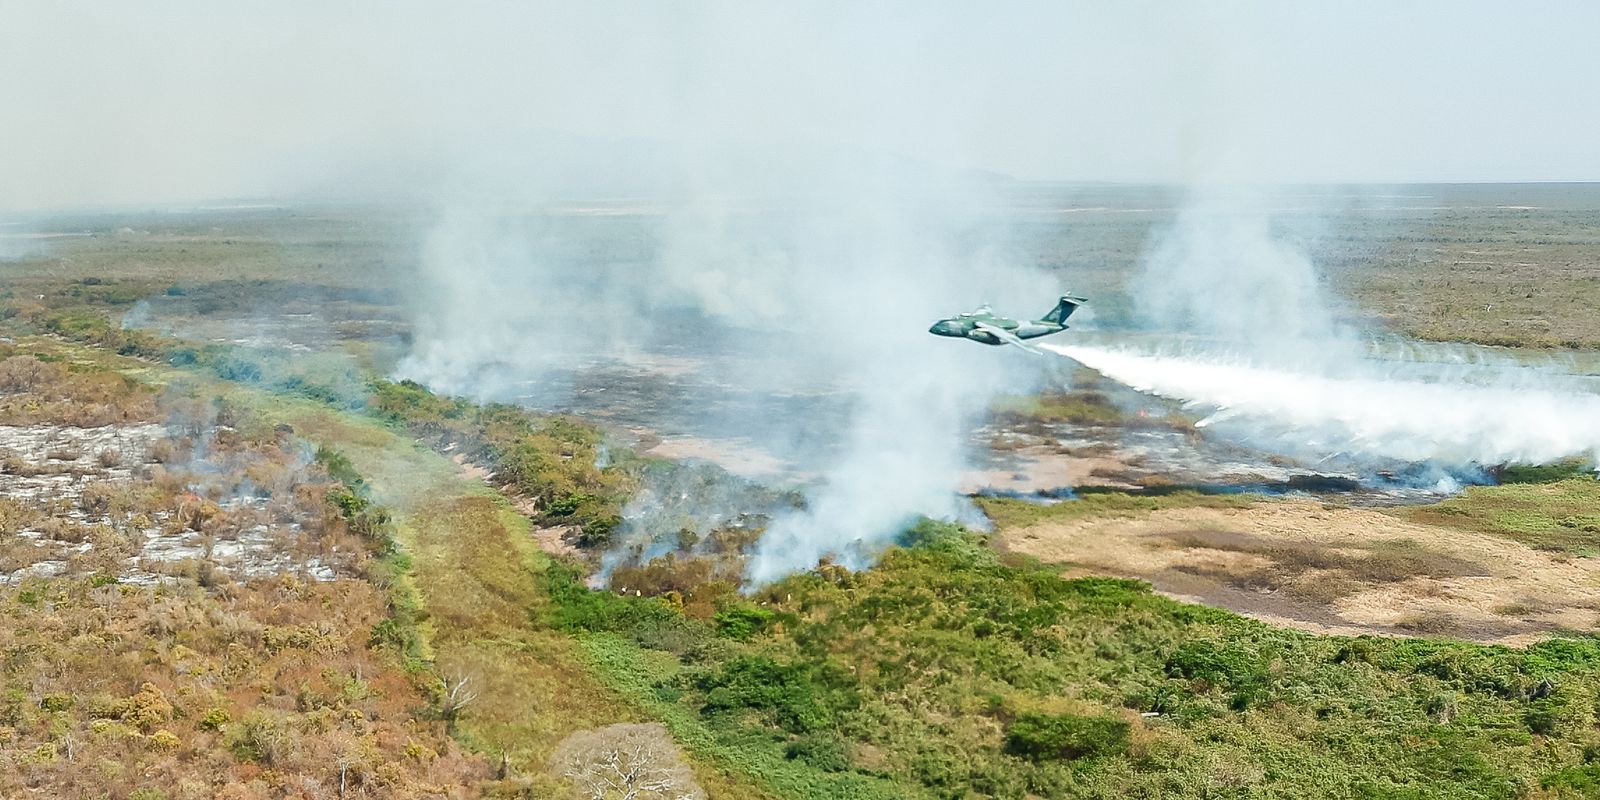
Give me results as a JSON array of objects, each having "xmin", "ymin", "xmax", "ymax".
[{"xmin": 927, "ymin": 294, "xmax": 1086, "ymax": 353}]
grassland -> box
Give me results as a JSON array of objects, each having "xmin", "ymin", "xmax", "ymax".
[
  {"xmin": 1403, "ymin": 477, "xmax": 1600, "ymax": 557},
  {"xmin": 553, "ymin": 520, "xmax": 1600, "ymax": 799},
  {"xmin": 21, "ymin": 294, "xmax": 1600, "ymax": 798},
  {"xmin": 1010, "ymin": 183, "xmax": 1600, "ymax": 349},
  {"xmin": 0, "ymin": 327, "xmax": 770, "ymax": 798},
  {"xmin": 5, "ymin": 191, "xmax": 1600, "ymax": 798},
  {"xmin": 0, "ymin": 337, "xmax": 492, "ymax": 798},
  {"xmin": 977, "ymin": 490, "xmax": 1257, "ymax": 529},
  {"xmin": 13, "ymin": 185, "xmax": 1600, "ymax": 353},
  {"xmin": 0, "ymin": 574, "xmax": 490, "ymax": 799}
]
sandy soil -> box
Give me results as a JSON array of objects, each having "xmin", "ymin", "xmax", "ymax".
[
  {"xmin": 960, "ymin": 445, "xmax": 1138, "ymax": 494},
  {"xmin": 998, "ymin": 499, "xmax": 1600, "ymax": 646},
  {"xmin": 532, "ymin": 523, "xmax": 581, "ymax": 558},
  {"xmin": 450, "ymin": 451, "xmax": 491, "ymax": 481}
]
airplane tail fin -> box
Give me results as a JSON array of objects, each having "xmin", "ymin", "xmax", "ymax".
[{"xmin": 1041, "ymin": 293, "xmax": 1087, "ymax": 325}]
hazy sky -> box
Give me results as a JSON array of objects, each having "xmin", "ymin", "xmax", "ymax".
[{"xmin": 4, "ymin": 1, "xmax": 1598, "ymax": 209}]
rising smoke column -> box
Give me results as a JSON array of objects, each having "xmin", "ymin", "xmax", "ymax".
[
  {"xmin": 1131, "ymin": 185, "xmax": 1357, "ymax": 361},
  {"xmin": 650, "ymin": 191, "xmax": 1040, "ymax": 584},
  {"xmin": 398, "ymin": 162, "xmax": 1056, "ymax": 587},
  {"xmin": 739, "ymin": 301, "xmax": 998, "ymax": 585}
]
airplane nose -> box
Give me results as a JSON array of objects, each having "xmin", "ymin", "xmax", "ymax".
[{"xmin": 929, "ymin": 321, "xmax": 952, "ymax": 336}]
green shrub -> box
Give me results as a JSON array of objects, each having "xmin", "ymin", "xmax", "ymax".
[
  {"xmin": 198, "ymin": 707, "xmax": 231, "ymax": 731},
  {"xmin": 1544, "ymin": 763, "xmax": 1600, "ymax": 793},
  {"xmin": 315, "ymin": 445, "xmax": 366, "ymax": 493},
  {"xmin": 1061, "ymin": 575, "xmax": 1151, "ymax": 611},
  {"xmin": 696, "ymin": 655, "xmax": 855, "ymax": 734},
  {"xmin": 1166, "ymin": 640, "xmax": 1267, "ymax": 690},
  {"xmin": 211, "ymin": 354, "xmax": 262, "ymax": 383},
  {"xmin": 544, "ymin": 563, "xmax": 703, "ymax": 652},
  {"xmin": 577, "ymin": 514, "xmax": 621, "ymax": 548},
  {"xmin": 370, "ymin": 615, "xmax": 423, "ymax": 662},
  {"xmin": 227, "ymin": 711, "xmax": 289, "ymax": 764},
  {"xmin": 1004, "ymin": 712, "xmax": 1130, "ymax": 761},
  {"xmin": 910, "ymin": 749, "xmax": 965, "ymax": 790},
  {"xmin": 714, "ymin": 604, "xmax": 777, "ymax": 641},
  {"xmin": 497, "ymin": 443, "xmax": 563, "ymax": 501},
  {"xmin": 1527, "ymin": 700, "xmax": 1561, "ymax": 736},
  {"xmin": 38, "ymin": 694, "xmax": 74, "ymax": 713},
  {"xmin": 786, "ymin": 733, "xmax": 852, "ymax": 772},
  {"xmin": 546, "ymin": 492, "xmax": 595, "ymax": 517}
]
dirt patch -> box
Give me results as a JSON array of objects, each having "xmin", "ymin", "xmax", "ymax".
[
  {"xmin": 450, "ymin": 451, "xmax": 491, "ymax": 482},
  {"xmin": 533, "ymin": 524, "xmax": 581, "ymax": 558},
  {"xmin": 997, "ymin": 499, "xmax": 1600, "ymax": 646},
  {"xmin": 960, "ymin": 445, "xmax": 1139, "ymax": 495},
  {"xmin": 1158, "ymin": 528, "xmax": 1490, "ymax": 606}
]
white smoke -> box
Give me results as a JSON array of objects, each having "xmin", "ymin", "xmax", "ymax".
[
  {"xmin": 1054, "ymin": 184, "xmax": 1600, "ymax": 473},
  {"xmin": 742, "ymin": 334, "xmax": 995, "ymax": 585},
  {"xmin": 397, "ymin": 153, "xmax": 1056, "ymax": 586},
  {"xmin": 1133, "ymin": 186, "xmax": 1352, "ymax": 353}
]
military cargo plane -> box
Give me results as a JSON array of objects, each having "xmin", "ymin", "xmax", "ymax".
[{"xmin": 927, "ymin": 294, "xmax": 1086, "ymax": 352}]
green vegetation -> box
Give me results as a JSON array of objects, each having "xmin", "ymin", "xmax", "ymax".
[
  {"xmin": 367, "ymin": 377, "xmax": 632, "ymax": 539},
  {"xmin": 1500, "ymin": 459, "xmax": 1597, "ymax": 485},
  {"xmin": 1403, "ymin": 477, "xmax": 1600, "ymax": 555},
  {"xmin": 10, "ymin": 201, "xmax": 1600, "ymax": 797},
  {"xmin": 976, "ymin": 489, "xmax": 1257, "ymax": 529},
  {"xmin": 250, "ymin": 380, "xmax": 773, "ymax": 798},
  {"xmin": 1004, "ymin": 712, "xmax": 1131, "ymax": 762},
  {"xmin": 991, "ymin": 389, "xmax": 1127, "ymax": 426},
  {"xmin": 547, "ymin": 519, "xmax": 1600, "ymax": 799}
]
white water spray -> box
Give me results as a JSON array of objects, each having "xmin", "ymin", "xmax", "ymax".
[{"xmin": 1046, "ymin": 341, "xmax": 1600, "ymax": 469}]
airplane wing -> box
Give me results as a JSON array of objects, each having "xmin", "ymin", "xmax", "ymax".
[{"xmin": 974, "ymin": 321, "xmax": 1043, "ymax": 354}]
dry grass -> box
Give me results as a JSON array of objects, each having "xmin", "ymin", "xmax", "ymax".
[
  {"xmin": 0, "ymin": 354, "xmax": 158, "ymax": 425},
  {"xmin": 1162, "ymin": 530, "xmax": 1488, "ymax": 604},
  {"xmin": 1393, "ymin": 610, "xmax": 1461, "ymax": 635},
  {"xmin": 0, "ymin": 577, "xmax": 489, "ymax": 799},
  {"xmin": 994, "ymin": 499, "xmax": 1600, "ymax": 645}
]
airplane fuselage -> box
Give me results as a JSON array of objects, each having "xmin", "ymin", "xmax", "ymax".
[
  {"xmin": 927, "ymin": 294, "xmax": 1086, "ymax": 349},
  {"xmin": 927, "ymin": 315, "xmax": 1063, "ymax": 345}
]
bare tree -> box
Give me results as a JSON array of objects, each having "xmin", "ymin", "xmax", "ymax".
[
  {"xmin": 327, "ymin": 730, "xmax": 364, "ymax": 798},
  {"xmin": 551, "ymin": 723, "xmax": 706, "ymax": 800},
  {"xmin": 437, "ymin": 665, "xmax": 479, "ymax": 733}
]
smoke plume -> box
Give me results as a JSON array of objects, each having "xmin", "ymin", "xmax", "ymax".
[
  {"xmin": 1052, "ymin": 185, "xmax": 1600, "ymax": 474},
  {"xmin": 398, "ymin": 154, "xmax": 1055, "ymax": 585}
]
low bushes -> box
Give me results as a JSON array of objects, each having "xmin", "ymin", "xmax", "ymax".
[{"xmin": 1003, "ymin": 712, "xmax": 1130, "ymax": 761}]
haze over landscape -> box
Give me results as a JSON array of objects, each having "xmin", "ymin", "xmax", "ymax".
[
  {"xmin": 5, "ymin": 3, "xmax": 1600, "ymax": 799},
  {"xmin": 5, "ymin": 1, "xmax": 1600, "ymax": 212}
]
